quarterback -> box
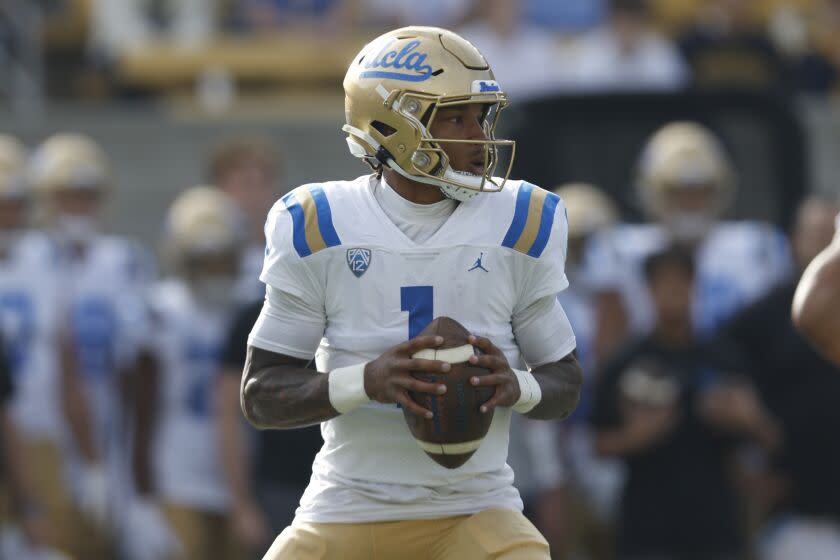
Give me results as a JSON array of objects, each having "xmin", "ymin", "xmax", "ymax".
[{"xmin": 242, "ymin": 27, "xmax": 583, "ymax": 560}]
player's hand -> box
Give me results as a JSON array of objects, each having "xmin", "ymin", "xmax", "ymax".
[
  {"xmin": 77, "ymin": 463, "xmax": 110, "ymax": 528},
  {"xmin": 467, "ymin": 335, "xmax": 520, "ymax": 413},
  {"xmin": 122, "ymin": 498, "xmax": 182, "ymax": 560},
  {"xmin": 364, "ymin": 335, "xmax": 450, "ymax": 418},
  {"xmin": 621, "ymin": 400, "xmax": 679, "ymax": 449},
  {"xmin": 231, "ymin": 500, "xmax": 271, "ymax": 551}
]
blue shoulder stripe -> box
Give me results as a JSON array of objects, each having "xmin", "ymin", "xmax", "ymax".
[
  {"xmin": 309, "ymin": 186, "xmax": 341, "ymax": 248},
  {"xmin": 528, "ymin": 191, "xmax": 561, "ymax": 258},
  {"xmin": 501, "ymin": 182, "xmax": 534, "ymax": 249},
  {"xmin": 281, "ymin": 192, "xmax": 311, "ymax": 258}
]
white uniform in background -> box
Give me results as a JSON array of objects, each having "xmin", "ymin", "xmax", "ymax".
[
  {"xmin": 249, "ymin": 174, "xmax": 577, "ymax": 523},
  {"xmin": 586, "ymin": 221, "xmax": 792, "ymax": 336},
  {"xmin": 59, "ymin": 234, "xmax": 152, "ymax": 515},
  {"xmin": 149, "ymin": 279, "xmax": 233, "ymax": 512},
  {"xmin": 0, "ymin": 232, "xmax": 64, "ymax": 442},
  {"xmin": 234, "ymin": 243, "xmax": 266, "ymax": 304}
]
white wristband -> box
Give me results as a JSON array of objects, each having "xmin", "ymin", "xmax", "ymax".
[
  {"xmin": 511, "ymin": 369, "xmax": 542, "ymax": 414},
  {"xmin": 328, "ymin": 363, "xmax": 371, "ymax": 414}
]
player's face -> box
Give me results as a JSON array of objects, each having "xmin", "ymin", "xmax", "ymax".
[
  {"xmin": 0, "ymin": 198, "xmax": 26, "ymax": 232},
  {"xmin": 430, "ymin": 103, "xmax": 491, "ymax": 177},
  {"xmin": 648, "ymin": 265, "xmax": 693, "ymax": 328},
  {"xmin": 183, "ymin": 250, "xmax": 239, "ymax": 282},
  {"xmin": 219, "ymin": 160, "xmax": 276, "ymax": 224},
  {"xmin": 662, "ymin": 183, "xmax": 717, "ymax": 215},
  {"xmin": 52, "ymin": 188, "xmax": 102, "ymax": 218}
]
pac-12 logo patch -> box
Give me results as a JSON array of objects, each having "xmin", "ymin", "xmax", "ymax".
[{"xmin": 346, "ymin": 248, "xmax": 372, "ymax": 277}]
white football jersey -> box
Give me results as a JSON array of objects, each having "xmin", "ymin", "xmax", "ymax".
[
  {"xmin": 252, "ymin": 174, "xmax": 575, "ymax": 523},
  {"xmin": 0, "ymin": 232, "xmax": 63, "ymax": 440},
  {"xmin": 57, "ymin": 233, "xmax": 154, "ymax": 513},
  {"xmin": 586, "ymin": 221, "xmax": 792, "ymax": 335},
  {"xmin": 149, "ymin": 280, "xmax": 233, "ymax": 511}
]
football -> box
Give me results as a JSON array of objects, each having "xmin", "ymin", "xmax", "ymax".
[{"xmin": 403, "ymin": 316, "xmax": 495, "ymax": 469}]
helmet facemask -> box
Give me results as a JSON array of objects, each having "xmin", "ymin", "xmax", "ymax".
[{"xmin": 390, "ymin": 91, "xmax": 515, "ymax": 200}]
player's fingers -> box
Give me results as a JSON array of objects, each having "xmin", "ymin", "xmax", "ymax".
[
  {"xmin": 396, "ymin": 358, "xmax": 451, "ymax": 373},
  {"xmin": 468, "ymin": 353, "xmax": 507, "ymax": 372},
  {"xmin": 480, "ymin": 385, "xmax": 517, "ymax": 414},
  {"xmin": 468, "ymin": 372, "xmax": 510, "ymax": 387},
  {"xmin": 468, "ymin": 335, "xmax": 503, "ymax": 357},
  {"xmin": 400, "ymin": 335, "xmax": 444, "ymax": 355},
  {"xmin": 395, "ymin": 378, "xmax": 447, "ymax": 397},
  {"xmin": 395, "ymin": 391, "xmax": 434, "ymax": 419}
]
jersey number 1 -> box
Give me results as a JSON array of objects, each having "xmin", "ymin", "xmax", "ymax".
[{"xmin": 400, "ymin": 286, "xmax": 433, "ymax": 339}]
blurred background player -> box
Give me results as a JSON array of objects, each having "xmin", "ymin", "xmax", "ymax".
[
  {"xmin": 0, "ymin": 304, "xmax": 60, "ymax": 558},
  {"xmin": 588, "ymin": 120, "xmax": 792, "ymax": 362},
  {"xmin": 28, "ymin": 132, "xmax": 155, "ymax": 558},
  {"xmin": 207, "ymin": 136, "xmax": 282, "ymax": 304},
  {"xmin": 131, "ymin": 186, "xmax": 245, "ymax": 560},
  {"xmin": 723, "ymin": 196, "xmax": 840, "ymax": 559},
  {"xmin": 0, "ymin": 133, "xmax": 102, "ymax": 559},
  {"xmin": 591, "ymin": 246, "xmax": 779, "ymax": 560}
]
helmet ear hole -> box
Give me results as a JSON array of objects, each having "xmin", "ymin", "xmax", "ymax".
[{"xmin": 371, "ymin": 121, "xmax": 397, "ymax": 137}]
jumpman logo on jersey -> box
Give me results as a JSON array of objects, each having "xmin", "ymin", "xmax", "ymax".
[{"xmin": 468, "ymin": 252, "xmax": 489, "ymax": 272}]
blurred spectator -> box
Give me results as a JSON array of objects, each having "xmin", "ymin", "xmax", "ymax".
[
  {"xmin": 678, "ymin": 0, "xmax": 787, "ymax": 90},
  {"xmin": 362, "ymin": 0, "xmax": 472, "ymax": 29},
  {"xmin": 586, "ymin": 121, "xmax": 791, "ymax": 362},
  {"xmin": 591, "ymin": 246, "xmax": 769, "ymax": 560},
  {"xmin": 232, "ymin": 0, "xmax": 356, "ymax": 34},
  {"xmin": 458, "ymin": 0, "xmax": 571, "ymax": 101},
  {"xmin": 722, "ymin": 196, "xmax": 840, "ymax": 560},
  {"xmin": 208, "ymin": 136, "xmax": 282, "ymax": 303},
  {"xmin": 90, "ymin": 0, "xmax": 220, "ymax": 60},
  {"xmin": 216, "ymin": 301, "xmax": 322, "ymax": 557},
  {"xmin": 569, "ymin": 0, "xmax": 690, "ymax": 92},
  {"xmin": 522, "ymin": 0, "xmax": 607, "ymax": 32}
]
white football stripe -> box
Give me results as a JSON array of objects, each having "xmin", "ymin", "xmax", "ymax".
[{"xmin": 412, "ymin": 344, "xmax": 475, "ymax": 364}]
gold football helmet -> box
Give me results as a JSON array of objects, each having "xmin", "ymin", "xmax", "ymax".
[
  {"xmin": 343, "ymin": 26, "xmax": 515, "ymax": 201},
  {"xmin": 554, "ymin": 183, "xmax": 618, "ymax": 239},
  {"xmin": 636, "ymin": 122, "xmax": 734, "ymax": 237},
  {"xmin": 165, "ymin": 186, "xmax": 243, "ymax": 265},
  {"xmin": 28, "ymin": 133, "xmax": 110, "ymax": 195},
  {"xmin": 0, "ymin": 135, "xmax": 27, "ymax": 199}
]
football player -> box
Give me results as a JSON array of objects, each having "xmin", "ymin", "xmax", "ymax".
[
  {"xmin": 129, "ymin": 186, "xmax": 245, "ymax": 560},
  {"xmin": 242, "ymin": 27, "xmax": 583, "ymax": 559},
  {"xmin": 28, "ymin": 133, "xmax": 154, "ymax": 557},
  {"xmin": 0, "ymin": 136, "xmax": 67, "ymax": 559},
  {"xmin": 587, "ymin": 121, "xmax": 792, "ymax": 358},
  {"xmin": 793, "ymin": 211, "xmax": 840, "ymax": 365}
]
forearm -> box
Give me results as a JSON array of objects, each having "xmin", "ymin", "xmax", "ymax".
[
  {"xmin": 241, "ymin": 346, "xmax": 339, "ymax": 430},
  {"xmin": 0, "ymin": 411, "xmax": 37, "ymax": 517},
  {"xmin": 524, "ymin": 353, "xmax": 583, "ymax": 421},
  {"xmin": 217, "ymin": 373, "xmax": 257, "ymax": 506},
  {"xmin": 130, "ymin": 350, "xmax": 158, "ymax": 495},
  {"xmin": 59, "ymin": 338, "xmax": 99, "ymax": 463}
]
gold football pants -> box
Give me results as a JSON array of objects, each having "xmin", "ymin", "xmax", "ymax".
[{"xmin": 264, "ymin": 508, "xmax": 550, "ymax": 560}]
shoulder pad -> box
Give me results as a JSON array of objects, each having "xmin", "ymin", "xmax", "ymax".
[
  {"xmin": 276, "ymin": 183, "xmax": 342, "ymax": 258},
  {"xmin": 501, "ymin": 182, "xmax": 565, "ymax": 258}
]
